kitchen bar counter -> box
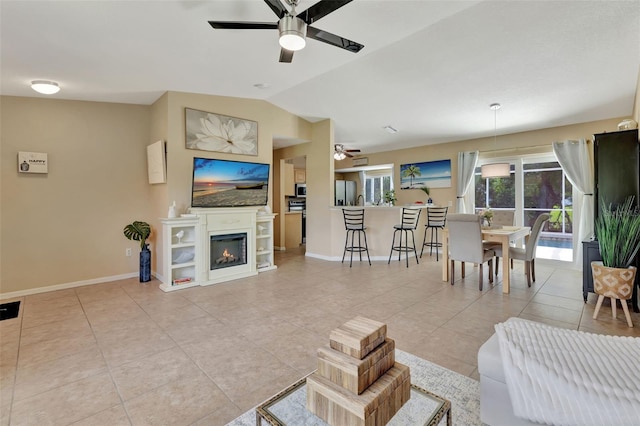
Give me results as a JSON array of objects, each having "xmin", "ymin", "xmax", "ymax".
[{"xmin": 328, "ymin": 205, "xmax": 434, "ymax": 260}]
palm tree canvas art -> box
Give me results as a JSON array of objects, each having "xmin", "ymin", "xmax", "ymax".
[
  {"xmin": 185, "ymin": 107, "xmax": 258, "ymax": 156},
  {"xmin": 400, "ymin": 160, "xmax": 452, "ymax": 189}
]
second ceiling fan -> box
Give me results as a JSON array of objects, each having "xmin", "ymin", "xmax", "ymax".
[
  {"xmin": 208, "ymin": 0, "xmax": 364, "ymax": 63},
  {"xmin": 334, "ymin": 144, "xmax": 360, "ymax": 160}
]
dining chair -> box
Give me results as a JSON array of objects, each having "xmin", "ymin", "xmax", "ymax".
[
  {"xmin": 490, "ymin": 210, "xmax": 515, "ymax": 227},
  {"xmin": 494, "ymin": 213, "xmax": 550, "ymax": 287},
  {"xmin": 447, "ymin": 214, "xmax": 495, "ymax": 290},
  {"xmin": 483, "ymin": 209, "xmax": 515, "ymax": 263},
  {"xmin": 388, "ymin": 207, "xmax": 422, "ymax": 267},
  {"xmin": 341, "ymin": 208, "xmax": 371, "ymax": 267},
  {"xmin": 420, "ymin": 206, "xmax": 448, "ymax": 261}
]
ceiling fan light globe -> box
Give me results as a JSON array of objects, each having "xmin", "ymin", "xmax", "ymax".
[
  {"xmin": 31, "ymin": 80, "xmax": 60, "ymax": 94},
  {"xmin": 279, "ymin": 34, "xmax": 305, "ymax": 51},
  {"xmin": 278, "ymin": 16, "xmax": 307, "ymax": 51}
]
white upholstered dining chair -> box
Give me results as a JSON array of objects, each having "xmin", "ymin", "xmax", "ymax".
[
  {"xmin": 494, "ymin": 213, "xmax": 550, "ymax": 287},
  {"xmin": 447, "ymin": 214, "xmax": 496, "ymax": 290}
]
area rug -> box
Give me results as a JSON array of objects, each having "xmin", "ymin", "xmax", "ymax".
[{"xmin": 226, "ymin": 349, "xmax": 481, "ymax": 425}]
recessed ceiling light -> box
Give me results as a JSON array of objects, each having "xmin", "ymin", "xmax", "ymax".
[
  {"xmin": 253, "ymin": 83, "xmax": 270, "ymax": 89},
  {"xmin": 383, "ymin": 125, "xmax": 398, "ymax": 134},
  {"xmin": 31, "ymin": 80, "xmax": 60, "ymax": 95}
]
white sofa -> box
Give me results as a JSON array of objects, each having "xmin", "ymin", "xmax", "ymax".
[
  {"xmin": 478, "ymin": 318, "xmax": 640, "ymax": 426},
  {"xmin": 478, "ymin": 333, "xmax": 536, "ymax": 426}
]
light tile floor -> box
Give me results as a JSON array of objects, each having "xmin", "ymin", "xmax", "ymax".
[{"xmin": 1, "ymin": 248, "xmax": 639, "ymax": 425}]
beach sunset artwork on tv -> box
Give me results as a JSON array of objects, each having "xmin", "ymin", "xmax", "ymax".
[{"xmin": 191, "ymin": 158, "xmax": 270, "ymax": 207}]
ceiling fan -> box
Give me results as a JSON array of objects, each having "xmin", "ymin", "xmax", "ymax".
[
  {"xmin": 334, "ymin": 143, "xmax": 360, "ymax": 160},
  {"xmin": 208, "ymin": 0, "xmax": 364, "ymax": 63}
]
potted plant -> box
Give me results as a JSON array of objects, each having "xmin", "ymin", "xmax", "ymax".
[
  {"xmin": 592, "ymin": 197, "xmax": 640, "ymax": 326},
  {"xmin": 478, "ymin": 206, "xmax": 493, "ymax": 227},
  {"xmin": 419, "ymin": 186, "xmax": 433, "ymax": 204},
  {"xmin": 123, "ymin": 221, "xmax": 152, "ymax": 282},
  {"xmin": 383, "ymin": 189, "xmax": 397, "ymax": 206}
]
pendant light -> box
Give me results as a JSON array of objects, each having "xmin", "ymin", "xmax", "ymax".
[{"xmin": 481, "ymin": 103, "xmax": 510, "ymax": 178}]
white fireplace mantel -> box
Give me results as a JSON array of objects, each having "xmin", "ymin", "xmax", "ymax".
[
  {"xmin": 193, "ymin": 207, "xmax": 258, "ymax": 285},
  {"xmin": 159, "ymin": 207, "xmax": 275, "ymax": 292}
]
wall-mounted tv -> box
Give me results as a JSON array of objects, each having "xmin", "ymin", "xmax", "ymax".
[{"xmin": 191, "ymin": 157, "xmax": 270, "ymax": 208}]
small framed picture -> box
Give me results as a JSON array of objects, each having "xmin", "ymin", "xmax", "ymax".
[
  {"xmin": 147, "ymin": 140, "xmax": 166, "ymax": 184},
  {"xmin": 18, "ymin": 152, "xmax": 48, "ymax": 174}
]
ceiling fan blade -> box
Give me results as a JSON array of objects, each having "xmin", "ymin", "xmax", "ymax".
[
  {"xmin": 307, "ymin": 26, "xmax": 364, "ymax": 53},
  {"xmin": 298, "ymin": 0, "xmax": 354, "ymax": 24},
  {"xmin": 264, "ymin": 0, "xmax": 289, "ymax": 19},
  {"xmin": 279, "ymin": 48, "xmax": 294, "ymax": 63},
  {"xmin": 345, "ymin": 152, "xmax": 354, "ymax": 158},
  {"xmin": 208, "ymin": 21, "xmax": 278, "ymax": 30},
  {"xmin": 345, "ymin": 149, "xmax": 361, "ymax": 153}
]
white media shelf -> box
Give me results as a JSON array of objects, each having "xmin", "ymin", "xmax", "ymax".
[
  {"xmin": 256, "ymin": 213, "xmax": 277, "ymax": 272},
  {"xmin": 160, "ymin": 217, "xmax": 200, "ymax": 292}
]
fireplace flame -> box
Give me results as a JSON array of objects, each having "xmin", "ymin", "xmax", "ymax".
[{"xmin": 217, "ymin": 248, "xmax": 235, "ymax": 263}]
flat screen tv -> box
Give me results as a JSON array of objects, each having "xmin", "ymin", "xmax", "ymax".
[{"xmin": 191, "ymin": 157, "xmax": 270, "ymax": 208}]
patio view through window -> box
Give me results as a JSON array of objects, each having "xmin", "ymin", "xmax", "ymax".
[
  {"xmin": 474, "ymin": 159, "xmax": 573, "ymax": 261},
  {"xmin": 365, "ymin": 174, "xmax": 392, "ymax": 205}
]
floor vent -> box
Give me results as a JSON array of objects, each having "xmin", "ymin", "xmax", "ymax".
[{"xmin": 0, "ymin": 301, "xmax": 20, "ymax": 321}]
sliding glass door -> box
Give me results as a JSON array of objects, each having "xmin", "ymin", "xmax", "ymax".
[{"xmin": 474, "ymin": 154, "xmax": 573, "ymax": 261}]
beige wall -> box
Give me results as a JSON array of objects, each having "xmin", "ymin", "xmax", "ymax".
[
  {"xmin": 346, "ymin": 117, "xmax": 625, "ymax": 211},
  {"xmin": 306, "ymin": 120, "xmax": 335, "ymax": 256},
  {"xmin": 1, "ymin": 96, "xmax": 152, "ymax": 294},
  {"xmin": 0, "ymin": 92, "xmax": 310, "ymax": 296},
  {"xmin": 148, "ymin": 93, "xmax": 170, "ymax": 271}
]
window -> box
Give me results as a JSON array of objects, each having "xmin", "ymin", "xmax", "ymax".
[
  {"xmin": 523, "ymin": 161, "xmax": 572, "ymax": 233},
  {"xmin": 364, "ymin": 170, "xmax": 393, "ymax": 205}
]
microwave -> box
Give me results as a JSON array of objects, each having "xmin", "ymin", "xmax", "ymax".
[{"xmin": 295, "ymin": 183, "xmax": 306, "ymax": 197}]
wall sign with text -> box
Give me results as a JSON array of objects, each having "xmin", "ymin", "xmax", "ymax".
[{"xmin": 18, "ymin": 152, "xmax": 48, "ymax": 174}]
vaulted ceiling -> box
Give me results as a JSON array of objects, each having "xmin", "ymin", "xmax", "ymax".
[{"xmin": 2, "ymin": 1, "xmax": 638, "ymax": 153}]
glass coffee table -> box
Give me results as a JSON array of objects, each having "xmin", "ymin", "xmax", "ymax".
[{"xmin": 256, "ymin": 373, "xmax": 451, "ymax": 426}]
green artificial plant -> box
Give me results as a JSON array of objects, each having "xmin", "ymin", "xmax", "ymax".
[
  {"xmin": 419, "ymin": 186, "xmax": 430, "ymax": 197},
  {"xmin": 594, "ymin": 197, "xmax": 640, "ymax": 268},
  {"xmin": 123, "ymin": 221, "xmax": 151, "ymax": 250},
  {"xmin": 383, "ymin": 189, "xmax": 397, "ymax": 205}
]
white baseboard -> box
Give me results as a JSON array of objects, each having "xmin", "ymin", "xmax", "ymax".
[{"xmin": 0, "ymin": 271, "xmax": 153, "ymax": 300}]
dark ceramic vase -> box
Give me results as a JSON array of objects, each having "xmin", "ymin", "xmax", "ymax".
[{"xmin": 139, "ymin": 244, "xmax": 151, "ymax": 282}]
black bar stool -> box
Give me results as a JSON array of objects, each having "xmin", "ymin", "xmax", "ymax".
[
  {"xmin": 420, "ymin": 206, "xmax": 448, "ymax": 261},
  {"xmin": 342, "ymin": 208, "xmax": 371, "ymax": 267},
  {"xmin": 388, "ymin": 207, "xmax": 422, "ymax": 267}
]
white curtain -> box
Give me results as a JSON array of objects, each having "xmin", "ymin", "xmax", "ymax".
[
  {"xmin": 552, "ymin": 139, "xmax": 594, "ymax": 268},
  {"xmin": 457, "ymin": 151, "xmax": 479, "ymax": 213}
]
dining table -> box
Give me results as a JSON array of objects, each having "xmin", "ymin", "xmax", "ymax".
[{"xmin": 441, "ymin": 226, "xmax": 531, "ymax": 293}]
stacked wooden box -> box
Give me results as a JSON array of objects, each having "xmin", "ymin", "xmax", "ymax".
[{"xmin": 306, "ymin": 317, "xmax": 411, "ymax": 425}]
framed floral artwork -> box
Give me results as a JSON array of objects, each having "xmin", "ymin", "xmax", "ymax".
[{"xmin": 185, "ymin": 108, "xmax": 258, "ymax": 156}]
